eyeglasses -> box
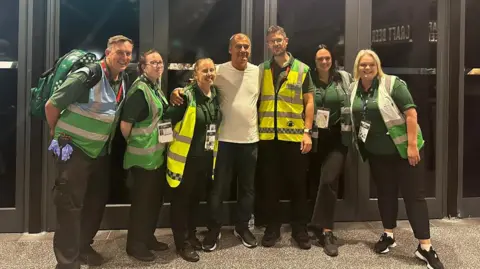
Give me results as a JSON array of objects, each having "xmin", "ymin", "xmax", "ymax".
[
  {"xmin": 267, "ymin": 38, "xmax": 284, "ymax": 45},
  {"xmin": 147, "ymin": 61, "xmax": 164, "ymax": 67}
]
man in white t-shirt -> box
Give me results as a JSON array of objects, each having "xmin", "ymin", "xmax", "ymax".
[{"xmin": 170, "ymin": 33, "xmax": 259, "ymax": 250}]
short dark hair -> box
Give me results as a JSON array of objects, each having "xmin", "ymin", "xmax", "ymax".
[
  {"xmin": 266, "ymin": 25, "xmax": 287, "ymax": 37},
  {"xmin": 137, "ymin": 49, "xmax": 161, "ymax": 74}
]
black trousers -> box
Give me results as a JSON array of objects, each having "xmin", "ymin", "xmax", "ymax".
[
  {"xmin": 309, "ymin": 127, "xmax": 347, "ymax": 230},
  {"xmin": 208, "ymin": 142, "xmax": 257, "ymax": 230},
  {"xmin": 369, "ymin": 151, "xmax": 430, "ymax": 240},
  {"xmin": 53, "ymin": 148, "xmax": 110, "ymax": 268},
  {"xmin": 258, "ymin": 140, "xmax": 309, "ymax": 231},
  {"xmin": 171, "ymin": 156, "xmax": 212, "ymax": 249},
  {"xmin": 126, "ymin": 166, "xmax": 165, "ymax": 251}
]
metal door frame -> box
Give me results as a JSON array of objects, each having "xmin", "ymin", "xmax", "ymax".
[{"xmin": 356, "ymin": 0, "xmax": 448, "ymax": 220}]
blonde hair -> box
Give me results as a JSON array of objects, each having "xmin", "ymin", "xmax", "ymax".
[{"xmin": 353, "ymin": 49, "xmax": 385, "ymax": 80}]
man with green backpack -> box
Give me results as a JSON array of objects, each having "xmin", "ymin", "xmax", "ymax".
[{"xmin": 43, "ymin": 35, "xmax": 133, "ymax": 269}]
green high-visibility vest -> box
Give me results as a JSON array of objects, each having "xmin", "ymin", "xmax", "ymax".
[
  {"xmin": 349, "ymin": 75, "xmax": 425, "ymax": 159},
  {"xmin": 124, "ymin": 76, "xmax": 168, "ymax": 170}
]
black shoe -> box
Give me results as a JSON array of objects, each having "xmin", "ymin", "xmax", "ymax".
[
  {"xmin": 147, "ymin": 237, "xmax": 169, "ymax": 251},
  {"xmin": 202, "ymin": 229, "xmax": 221, "ymax": 252},
  {"xmin": 414, "ymin": 244, "xmax": 445, "ymax": 269},
  {"xmin": 261, "ymin": 226, "xmax": 280, "ymax": 247},
  {"xmin": 319, "ymin": 231, "xmax": 338, "ymax": 257},
  {"xmin": 374, "ymin": 233, "xmax": 397, "ymax": 254},
  {"xmin": 177, "ymin": 244, "xmax": 199, "ymax": 263},
  {"xmin": 55, "ymin": 261, "xmax": 81, "ymax": 269},
  {"xmin": 234, "ymin": 228, "xmax": 257, "ymax": 248},
  {"xmin": 78, "ymin": 245, "xmax": 104, "ymax": 266},
  {"xmin": 292, "ymin": 229, "xmax": 311, "ymax": 250},
  {"xmin": 126, "ymin": 246, "xmax": 155, "ymax": 262},
  {"xmin": 188, "ymin": 234, "xmax": 203, "ymax": 251}
]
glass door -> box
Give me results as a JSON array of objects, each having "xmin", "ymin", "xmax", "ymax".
[{"xmin": 358, "ymin": 0, "xmax": 443, "ymax": 220}]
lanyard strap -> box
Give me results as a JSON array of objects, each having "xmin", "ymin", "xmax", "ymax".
[
  {"xmin": 271, "ymin": 63, "xmax": 291, "ymax": 90},
  {"xmin": 101, "ymin": 61, "xmax": 123, "ymax": 103},
  {"xmin": 140, "ymin": 75, "xmax": 168, "ymax": 106}
]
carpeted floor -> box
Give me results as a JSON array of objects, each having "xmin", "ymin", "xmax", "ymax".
[{"xmin": 0, "ymin": 218, "xmax": 478, "ymax": 269}]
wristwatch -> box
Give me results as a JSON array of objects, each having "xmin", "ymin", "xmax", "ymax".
[{"xmin": 304, "ymin": 128, "xmax": 312, "ymax": 135}]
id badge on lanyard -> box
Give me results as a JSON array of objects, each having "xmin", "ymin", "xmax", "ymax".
[
  {"xmin": 316, "ymin": 108, "xmax": 330, "ymax": 129},
  {"xmin": 358, "ymin": 95, "xmax": 371, "ymax": 143},
  {"xmin": 205, "ymin": 124, "xmax": 217, "ymax": 151},
  {"xmin": 158, "ymin": 120, "xmax": 173, "ymax": 143}
]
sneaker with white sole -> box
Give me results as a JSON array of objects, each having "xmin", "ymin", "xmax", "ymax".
[
  {"xmin": 414, "ymin": 244, "xmax": 445, "ymax": 269},
  {"xmin": 374, "ymin": 233, "xmax": 397, "ymax": 254},
  {"xmin": 234, "ymin": 228, "xmax": 257, "ymax": 248}
]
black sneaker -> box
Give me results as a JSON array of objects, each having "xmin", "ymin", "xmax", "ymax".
[
  {"xmin": 374, "ymin": 233, "xmax": 397, "ymax": 254},
  {"xmin": 292, "ymin": 229, "xmax": 311, "ymax": 250},
  {"xmin": 234, "ymin": 228, "xmax": 257, "ymax": 248},
  {"xmin": 177, "ymin": 244, "xmax": 199, "ymax": 263},
  {"xmin": 414, "ymin": 244, "xmax": 445, "ymax": 269},
  {"xmin": 202, "ymin": 229, "xmax": 221, "ymax": 252},
  {"xmin": 78, "ymin": 245, "xmax": 104, "ymax": 266},
  {"xmin": 261, "ymin": 226, "xmax": 281, "ymax": 247},
  {"xmin": 319, "ymin": 231, "xmax": 338, "ymax": 257}
]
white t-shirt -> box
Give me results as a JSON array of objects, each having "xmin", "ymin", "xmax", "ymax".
[{"xmin": 214, "ymin": 62, "xmax": 260, "ymax": 143}]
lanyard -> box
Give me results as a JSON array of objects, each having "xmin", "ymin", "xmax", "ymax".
[
  {"xmin": 360, "ymin": 89, "xmax": 374, "ymax": 120},
  {"xmin": 140, "ymin": 75, "xmax": 168, "ymax": 107},
  {"xmin": 101, "ymin": 61, "xmax": 123, "ymax": 103},
  {"xmin": 272, "ymin": 63, "xmax": 291, "ymax": 91}
]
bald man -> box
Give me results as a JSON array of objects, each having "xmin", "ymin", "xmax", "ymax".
[{"xmin": 170, "ymin": 33, "xmax": 259, "ymax": 250}]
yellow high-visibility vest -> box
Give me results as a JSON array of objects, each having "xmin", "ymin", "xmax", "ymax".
[{"xmin": 258, "ymin": 58, "xmax": 309, "ymax": 142}]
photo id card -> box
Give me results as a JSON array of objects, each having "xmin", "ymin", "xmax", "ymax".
[
  {"xmin": 204, "ymin": 124, "xmax": 217, "ymax": 151},
  {"xmin": 316, "ymin": 108, "xmax": 330, "ymax": 129},
  {"xmin": 358, "ymin": 120, "xmax": 371, "ymax": 143},
  {"xmin": 158, "ymin": 120, "xmax": 173, "ymax": 143}
]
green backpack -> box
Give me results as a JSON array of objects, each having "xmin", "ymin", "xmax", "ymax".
[{"xmin": 30, "ymin": 49, "xmax": 99, "ymax": 120}]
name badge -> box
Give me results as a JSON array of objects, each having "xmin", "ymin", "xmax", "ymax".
[
  {"xmin": 358, "ymin": 120, "xmax": 371, "ymax": 143},
  {"xmin": 316, "ymin": 108, "xmax": 330, "ymax": 129},
  {"xmin": 158, "ymin": 120, "xmax": 173, "ymax": 143},
  {"xmin": 205, "ymin": 124, "xmax": 217, "ymax": 151}
]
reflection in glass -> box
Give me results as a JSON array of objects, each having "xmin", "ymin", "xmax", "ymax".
[
  {"xmin": 0, "ymin": 0, "xmax": 19, "ymax": 62},
  {"xmin": 0, "ymin": 70, "xmax": 17, "ymax": 207},
  {"xmin": 165, "ymin": 0, "xmax": 242, "ymax": 203},
  {"xmin": 370, "ymin": 0, "xmax": 437, "ymax": 198},
  {"xmin": 59, "ymin": 0, "xmax": 140, "ymax": 205},
  {"xmin": 463, "ymin": 0, "xmax": 480, "ymax": 197},
  {"xmin": 167, "ymin": 0, "xmax": 242, "ymax": 97},
  {"xmin": 277, "ymin": 0, "xmax": 346, "ymax": 70},
  {"xmin": 277, "ymin": 0, "xmax": 346, "ymax": 201},
  {"xmin": 60, "ymin": 0, "xmax": 140, "ymax": 60}
]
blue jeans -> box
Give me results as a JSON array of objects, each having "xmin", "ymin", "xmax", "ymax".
[{"xmin": 207, "ymin": 141, "xmax": 258, "ymax": 230}]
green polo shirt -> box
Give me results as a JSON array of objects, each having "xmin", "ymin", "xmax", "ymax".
[
  {"xmin": 121, "ymin": 75, "xmax": 168, "ymax": 123},
  {"xmin": 352, "ymin": 77, "xmax": 416, "ymax": 155},
  {"xmin": 312, "ymin": 71, "xmax": 352, "ymax": 127},
  {"xmin": 49, "ymin": 62, "xmax": 123, "ymax": 110},
  {"xmin": 164, "ymin": 84, "xmax": 222, "ymax": 157}
]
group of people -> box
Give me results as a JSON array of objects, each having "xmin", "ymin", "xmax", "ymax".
[{"xmin": 45, "ymin": 25, "xmax": 444, "ymax": 269}]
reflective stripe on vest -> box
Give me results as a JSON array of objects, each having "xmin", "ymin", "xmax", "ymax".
[
  {"xmin": 166, "ymin": 88, "xmax": 219, "ymax": 188},
  {"xmin": 124, "ymin": 78, "xmax": 166, "ymax": 170},
  {"xmin": 258, "ymin": 59, "xmax": 308, "ymax": 142},
  {"xmin": 55, "ymin": 67, "xmax": 120, "ymax": 158},
  {"xmin": 349, "ymin": 75, "xmax": 424, "ymax": 159}
]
